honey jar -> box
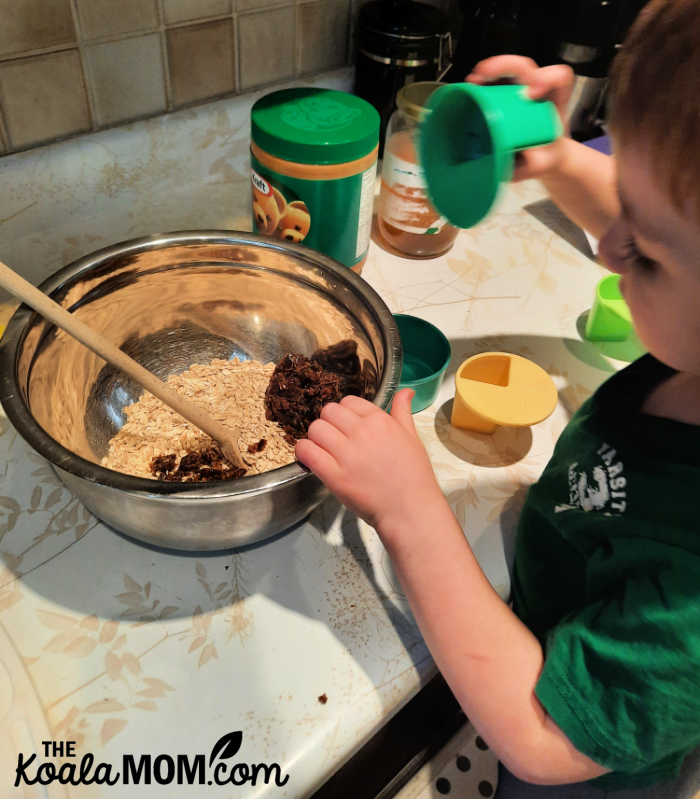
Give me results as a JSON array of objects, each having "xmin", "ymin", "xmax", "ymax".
[
  {"xmin": 250, "ymin": 88, "xmax": 380, "ymax": 273},
  {"xmin": 377, "ymin": 82, "xmax": 459, "ymax": 258}
]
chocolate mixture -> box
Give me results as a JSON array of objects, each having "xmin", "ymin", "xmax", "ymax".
[
  {"xmin": 264, "ymin": 354, "xmax": 343, "ymax": 442},
  {"xmin": 148, "ymin": 340, "xmax": 371, "ymax": 483},
  {"xmin": 264, "ymin": 340, "xmax": 367, "ymax": 442},
  {"xmin": 310, "ymin": 339, "xmax": 364, "ymax": 396}
]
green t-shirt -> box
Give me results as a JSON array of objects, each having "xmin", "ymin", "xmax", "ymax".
[{"xmin": 513, "ymin": 354, "xmax": 700, "ymax": 789}]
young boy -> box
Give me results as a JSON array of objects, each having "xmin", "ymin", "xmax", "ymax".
[{"xmin": 297, "ymin": 0, "xmax": 700, "ymax": 792}]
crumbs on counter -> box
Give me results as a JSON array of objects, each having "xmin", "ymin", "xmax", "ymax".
[{"xmin": 317, "ymin": 693, "xmax": 328, "ymax": 705}]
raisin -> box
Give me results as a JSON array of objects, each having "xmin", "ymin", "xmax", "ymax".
[{"xmin": 150, "ymin": 445, "xmax": 247, "ymax": 483}]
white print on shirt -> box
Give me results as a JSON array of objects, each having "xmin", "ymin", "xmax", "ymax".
[{"xmin": 554, "ymin": 442, "xmax": 627, "ymax": 515}]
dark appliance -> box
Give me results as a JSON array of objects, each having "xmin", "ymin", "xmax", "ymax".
[
  {"xmin": 558, "ymin": 0, "xmax": 650, "ymax": 139},
  {"xmin": 354, "ymin": 0, "xmax": 450, "ymax": 154},
  {"xmin": 556, "ymin": 0, "xmax": 622, "ymax": 139},
  {"xmin": 443, "ymin": 0, "xmax": 530, "ymax": 82},
  {"xmin": 444, "ymin": 0, "xmax": 650, "ymax": 140}
]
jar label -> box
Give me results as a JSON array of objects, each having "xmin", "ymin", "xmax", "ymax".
[
  {"xmin": 380, "ymin": 151, "xmax": 448, "ymax": 235},
  {"xmin": 251, "ymin": 168, "xmax": 311, "ymax": 245},
  {"xmin": 356, "ymin": 165, "xmax": 376, "ymax": 259},
  {"xmin": 251, "ymin": 169, "xmax": 273, "ymax": 197},
  {"xmin": 250, "ymin": 156, "xmax": 376, "ymax": 268}
]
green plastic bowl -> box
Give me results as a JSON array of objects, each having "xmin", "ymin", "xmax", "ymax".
[{"xmin": 394, "ymin": 314, "xmax": 452, "ymax": 413}]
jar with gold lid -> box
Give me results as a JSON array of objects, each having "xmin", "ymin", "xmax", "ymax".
[{"xmin": 377, "ymin": 82, "xmax": 459, "ymax": 258}]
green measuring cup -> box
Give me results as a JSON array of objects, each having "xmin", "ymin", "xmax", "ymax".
[
  {"xmin": 585, "ymin": 274, "xmax": 634, "ymax": 341},
  {"xmin": 394, "ymin": 314, "xmax": 452, "ymax": 413},
  {"xmin": 419, "ymin": 83, "xmax": 562, "ymax": 228}
]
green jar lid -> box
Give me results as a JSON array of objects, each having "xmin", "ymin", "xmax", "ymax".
[{"xmin": 251, "ymin": 88, "xmax": 380, "ymax": 165}]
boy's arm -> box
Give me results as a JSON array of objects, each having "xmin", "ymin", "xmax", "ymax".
[
  {"xmin": 537, "ymin": 138, "xmax": 619, "ymax": 241},
  {"xmin": 539, "ymin": 138, "xmax": 619, "ymax": 241},
  {"xmin": 381, "ymin": 491, "xmax": 609, "ymax": 785},
  {"xmin": 468, "ymin": 56, "xmax": 620, "ymax": 240},
  {"xmin": 296, "ymin": 391, "xmax": 609, "ymax": 785}
]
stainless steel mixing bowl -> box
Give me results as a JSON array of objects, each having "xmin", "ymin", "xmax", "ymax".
[{"xmin": 0, "ymin": 231, "xmax": 401, "ymax": 550}]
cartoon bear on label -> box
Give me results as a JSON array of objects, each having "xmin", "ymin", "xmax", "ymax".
[{"xmin": 252, "ymin": 172, "xmax": 310, "ymax": 243}]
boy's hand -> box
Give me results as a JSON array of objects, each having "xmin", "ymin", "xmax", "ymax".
[
  {"xmin": 295, "ymin": 389, "xmax": 442, "ymax": 531},
  {"xmin": 467, "ymin": 55, "xmax": 574, "ymax": 181}
]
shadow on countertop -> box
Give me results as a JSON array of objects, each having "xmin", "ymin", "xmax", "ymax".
[{"xmin": 523, "ymin": 198, "xmax": 597, "ymax": 260}]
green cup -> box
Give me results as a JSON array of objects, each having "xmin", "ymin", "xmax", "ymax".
[
  {"xmin": 585, "ymin": 274, "xmax": 634, "ymax": 341},
  {"xmin": 419, "ymin": 83, "xmax": 562, "ymax": 228},
  {"xmin": 394, "ymin": 314, "xmax": 452, "ymax": 413}
]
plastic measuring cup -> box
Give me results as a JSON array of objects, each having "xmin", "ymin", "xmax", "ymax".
[
  {"xmin": 419, "ymin": 83, "xmax": 562, "ymax": 228},
  {"xmin": 584, "ymin": 274, "xmax": 634, "ymax": 341},
  {"xmin": 451, "ymin": 352, "xmax": 558, "ymax": 434},
  {"xmin": 394, "ymin": 313, "xmax": 452, "ymax": 413}
]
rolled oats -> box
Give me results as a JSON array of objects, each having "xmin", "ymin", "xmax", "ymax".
[{"xmin": 102, "ymin": 358, "xmax": 295, "ymax": 480}]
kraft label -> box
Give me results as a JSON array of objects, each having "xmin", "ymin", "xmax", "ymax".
[
  {"xmin": 251, "ymin": 169, "xmax": 311, "ymax": 245},
  {"xmin": 250, "ymin": 156, "xmax": 376, "ymax": 267}
]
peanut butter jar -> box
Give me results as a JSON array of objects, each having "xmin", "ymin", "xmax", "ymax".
[{"xmin": 250, "ymin": 88, "xmax": 380, "ymax": 273}]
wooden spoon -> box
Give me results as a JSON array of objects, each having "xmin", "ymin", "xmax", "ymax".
[{"xmin": 0, "ymin": 261, "xmax": 248, "ymax": 472}]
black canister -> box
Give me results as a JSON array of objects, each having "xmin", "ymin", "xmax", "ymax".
[{"xmin": 354, "ymin": 0, "xmax": 450, "ymax": 155}]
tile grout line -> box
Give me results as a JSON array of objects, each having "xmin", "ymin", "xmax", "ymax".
[
  {"xmin": 0, "ymin": 17, "xmax": 238, "ymax": 65},
  {"xmin": 237, "ymin": 0, "xmax": 296, "ymax": 15},
  {"xmin": 292, "ymin": 2, "xmax": 303, "ymax": 78},
  {"xmin": 232, "ymin": 10, "xmax": 240, "ymax": 95},
  {"xmin": 67, "ymin": 0, "xmax": 98, "ymax": 131},
  {"xmin": 0, "ymin": 84, "xmax": 10, "ymax": 151},
  {"xmin": 155, "ymin": 0, "xmax": 174, "ymax": 111},
  {"xmin": 0, "ymin": 41, "xmax": 78, "ymax": 64}
]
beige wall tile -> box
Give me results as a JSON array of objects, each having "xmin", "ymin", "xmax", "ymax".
[
  {"xmin": 167, "ymin": 20, "xmax": 234, "ymax": 106},
  {"xmin": 76, "ymin": 0, "xmax": 158, "ymax": 40},
  {"xmin": 163, "ymin": 0, "xmax": 231, "ymax": 24},
  {"xmin": 0, "ymin": 0, "xmax": 353, "ymax": 154},
  {"xmin": 299, "ymin": 0, "xmax": 349, "ymax": 74},
  {"xmin": 0, "ymin": 50, "xmax": 90, "ymax": 148},
  {"xmin": 0, "ymin": 0, "xmax": 75, "ymax": 57},
  {"xmin": 237, "ymin": 0, "xmax": 285, "ymax": 10},
  {"xmin": 85, "ymin": 34, "xmax": 166, "ymax": 126},
  {"xmin": 238, "ymin": 6, "xmax": 294, "ymax": 90}
]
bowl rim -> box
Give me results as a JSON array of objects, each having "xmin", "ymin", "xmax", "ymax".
[{"xmin": 0, "ymin": 230, "xmax": 402, "ymax": 497}]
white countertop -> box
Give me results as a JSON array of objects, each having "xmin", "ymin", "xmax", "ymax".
[{"xmin": 0, "ymin": 74, "xmax": 623, "ymax": 798}]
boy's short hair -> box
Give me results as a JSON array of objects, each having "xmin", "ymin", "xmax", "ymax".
[{"xmin": 609, "ymin": 0, "xmax": 700, "ymax": 218}]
